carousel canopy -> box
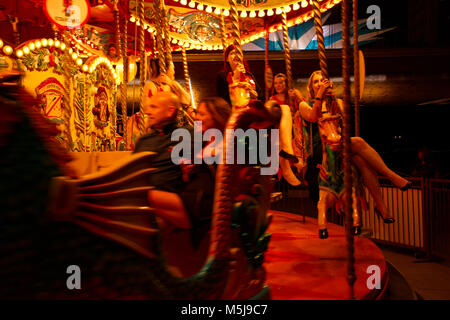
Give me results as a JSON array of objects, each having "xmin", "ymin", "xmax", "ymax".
[{"xmin": 0, "ymin": 0, "xmax": 342, "ymax": 58}]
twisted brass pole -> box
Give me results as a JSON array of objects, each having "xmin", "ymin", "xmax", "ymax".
[
  {"xmin": 264, "ymin": 29, "xmax": 269, "ymax": 101},
  {"xmin": 228, "ymin": 0, "xmax": 243, "ymax": 67},
  {"xmin": 181, "ymin": 47, "xmax": 190, "ymax": 91},
  {"xmin": 312, "ymin": 0, "xmax": 329, "ymax": 79},
  {"xmin": 116, "ymin": 0, "xmax": 128, "ymax": 150},
  {"xmin": 138, "ymin": 0, "xmax": 146, "ymax": 136},
  {"xmin": 281, "ymin": 9, "xmax": 293, "ymax": 90},
  {"xmin": 342, "ymin": 0, "xmax": 356, "ymax": 300},
  {"xmin": 63, "ymin": 31, "xmax": 74, "ymax": 151},
  {"xmin": 153, "ymin": 0, "xmax": 166, "ymax": 74},
  {"xmin": 353, "ymin": 0, "xmax": 360, "ymax": 137},
  {"xmin": 220, "ymin": 14, "xmax": 227, "ymax": 51},
  {"xmin": 160, "ymin": 0, "xmax": 173, "ymax": 68}
]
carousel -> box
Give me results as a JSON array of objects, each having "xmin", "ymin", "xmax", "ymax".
[{"xmin": 0, "ymin": 0, "xmax": 402, "ymax": 300}]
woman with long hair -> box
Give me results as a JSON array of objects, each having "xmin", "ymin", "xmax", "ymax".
[
  {"xmin": 289, "ymin": 70, "xmax": 411, "ymax": 228},
  {"xmin": 216, "ymin": 44, "xmax": 263, "ymax": 105}
]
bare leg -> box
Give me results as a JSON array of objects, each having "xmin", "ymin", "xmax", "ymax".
[
  {"xmin": 350, "ymin": 137, "xmax": 409, "ymax": 188},
  {"xmin": 352, "ymin": 155, "xmax": 393, "ymax": 220},
  {"xmin": 147, "ymin": 190, "xmax": 192, "ymax": 229}
]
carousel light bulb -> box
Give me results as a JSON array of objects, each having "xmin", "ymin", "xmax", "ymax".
[
  {"xmin": 48, "ymin": 39, "xmax": 54, "ymax": 47},
  {"xmin": 29, "ymin": 42, "xmax": 35, "ymax": 50},
  {"xmin": 285, "ymin": 5, "xmax": 292, "ymax": 13},
  {"xmin": 258, "ymin": 10, "xmax": 265, "ymax": 17},
  {"xmin": 69, "ymin": 48, "xmax": 73, "ymax": 54},
  {"xmin": 3, "ymin": 46, "xmax": 12, "ymax": 55},
  {"xmin": 72, "ymin": 53, "xmax": 78, "ymax": 59},
  {"xmin": 276, "ymin": 8, "xmax": 282, "ymax": 15},
  {"xmin": 35, "ymin": 40, "xmax": 42, "ymax": 49},
  {"xmin": 0, "ymin": 39, "xmax": 3, "ymax": 48},
  {"xmin": 130, "ymin": 16, "xmax": 136, "ymax": 23},
  {"xmin": 267, "ymin": 9, "xmax": 274, "ymax": 16},
  {"xmin": 240, "ymin": 11, "xmax": 247, "ymax": 18},
  {"xmin": 82, "ymin": 65, "xmax": 88, "ymax": 72},
  {"xmin": 214, "ymin": 8, "xmax": 221, "ymax": 15},
  {"xmin": 301, "ymin": 0, "xmax": 308, "ymax": 8},
  {"xmin": 197, "ymin": 4, "xmax": 204, "ymax": 11},
  {"xmin": 76, "ymin": 58, "xmax": 82, "ymax": 66},
  {"xmin": 249, "ymin": 11, "xmax": 256, "ymax": 18},
  {"xmin": 61, "ymin": 43, "xmax": 66, "ymax": 50},
  {"xmin": 23, "ymin": 47, "xmax": 30, "ymax": 54},
  {"xmin": 222, "ymin": 9, "xmax": 230, "ymax": 16},
  {"xmin": 206, "ymin": 6, "xmax": 212, "ymax": 13},
  {"xmin": 136, "ymin": 20, "xmax": 140, "ymax": 26},
  {"xmin": 172, "ymin": 39, "xmax": 178, "ymax": 44},
  {"xmin": 16, "ymin": 50, "xmax": 23, "ymax": 58},
  {"xmin": 54, "ymin": 40, "xmax": 60, "ymax": 48},
  {"xmin": 293, "ymin": 3, "xmax": 300, "ymax": 10},
  {"xmin": 143, "ymin": 24, "xmax": 148, "ymax": 30},
  {"xmin": 42, "ymin": 39, "xmax": 48, "ymax": 47}
]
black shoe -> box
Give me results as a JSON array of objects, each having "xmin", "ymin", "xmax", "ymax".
[
  {"xmin": 352, "ymin": 226, "xmax": 362, "ymax": 236},
  {"xmin": 319, "ymin": 228, "xmax": 328, "ymax": 239},
  {"xmin": 400, "ymin": 181, "xmax": 412, "ymax": 191},
  {"xmin": 383, "ymin": 218, "xmax": 395, "ymax": 224}
]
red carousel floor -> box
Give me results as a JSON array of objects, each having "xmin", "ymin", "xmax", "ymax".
[{"xmin": 265, "ymin": 211, "xmax": 388, "ymax": 300}]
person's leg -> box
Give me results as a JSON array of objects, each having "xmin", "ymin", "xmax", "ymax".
[
  {"xmin": 350, "ymin": 137, "xmax": 410, "ymax": 189},
  {"xmin": 352, "ymin": 155, "xmax": 393, "ymax": 220},
  {"xmin": 147, "ymin": 190, "xmax": 192, "ymax": 229}
]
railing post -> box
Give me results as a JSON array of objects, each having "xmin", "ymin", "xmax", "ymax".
[{"xmin": 422, "ymin": 177, "xmax": 432, "ymax": 259}]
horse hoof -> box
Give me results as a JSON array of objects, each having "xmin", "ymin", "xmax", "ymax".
[
  {"xmin": 319, "ymin": 229, "xmax": 328, "ymax": 239},
  {"xmin": 352, "ymin": 226, "xmax": 361, "ymax": 236}
]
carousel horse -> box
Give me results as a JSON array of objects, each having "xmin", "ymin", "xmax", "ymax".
[
  {"xmin": 0, "ymin": 71, "xmax": 279, "ymax": 299},
  {"xmin": 316, "ymin": 109, "xmax": 365, "ymax": 239}
]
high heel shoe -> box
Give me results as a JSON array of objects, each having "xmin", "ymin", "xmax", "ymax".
[
  {"xmin": 374, "ymin": 207, "xmax": 395, "ymax": 224},
  {"xmin": 400, "ymin": 180, "xmax": 412, "ymax": 191},
  {"xmin": 352, "ymin": 226, "xmax": 361, "ymax": 235},
  {"xmin": 319, "ymin": 228, "xmax": 328, "ymax": 239}
]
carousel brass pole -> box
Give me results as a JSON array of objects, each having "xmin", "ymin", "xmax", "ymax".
[
  {"xmin": 160, "ymin": 0, "xmax": 173, "ymax": 68},
  {"xmin": 228, "ymin": 0, "xmax": 243, "ymax": 67},
  {"xmin": 281, "ymin": 9, "xmax": 293, "ymax": 90},
  {"xmin": 181, "ymin": 47, "xmax": 190, "ymax": 91},
  {"xmin": 264, "ymin": 29, "xmax": 269, "ymax": 101},
  {"xmin": 62, "ymin": 31, "xmax": 74, "ymax": 151},
  {"xmin": 115, "ymin": 0, "xmax": 128, "ymax": 150},
  {"xmin": 312, "ymin": 0, "xmax": 329, "ymax": 79},
  {"xmin": 342, "ymin": 0, "xmax": 356, "ymax": 300},
  {"xmin": 353, "ymin": 0, "xmax": 360, "ymax": 137},
  {"xmin": 138, "ymin": 0, "xmax": 146, "ymax": 136},
  {"xmin": 220, "ymin": 14, "xmax": 228, "ymax": 51},
  {"xmin": 153, "ymin": 0, "xmax": 166, "ymax": 74}
]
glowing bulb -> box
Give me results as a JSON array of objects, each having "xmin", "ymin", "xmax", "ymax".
[
  {"xmin": 48, "ymin": 39, "xmax": 54, "ymax": 47},
  {"xmin": 72, "ymin": 53, "xmax": 78, "ymax": 59},
  {"xmin": 258, "ymin": 10, "xmax": 265, "ymax": 17},
  {"xmin": 249, "ymin": 11, "xmax": 256, "ymax": 18},
  {"xmin": 276, "ymin": 8, "xmax": 282, "ymax": 15},
  {"xmin": 214, "ymin": 8, "xmax": 221, "ymax": 15},
  {"xmin": 302, "ymin": 0, "xmax": 308, "ymax": 8},
  {"xmin": 54, "ymin": 40, "xmax": 60, "ymax": 48},
  {"xmin": 23, "ymin": 47, "xmax": 30, "ymax": 54},
  {"xmin": 0, "ymin": 39, "xmax": 3, "ymax": 48},
  {"xmin": 69, "ymin": 48, "xmax": 73, "ymax": 54},
  {"xmin": 223, "ymin": 9, "xmax": 230, "ymax": 16},
  {"xmin": 206, "ymin": 6, "xmax": 212, "ymax": 13},
  {"xmin": 130, "ymin": 16, "xmax": 136, "ymax": 22},
  {"xmin": 180, "ymin": 0, "xmax": 187, "ymax": 5},
  {"xmin": 60, "ymin": 43, "xmax": 66, "ymax": 50},
  {"xmin": 76, "ymin": 58, "xmax": 82, "ymax": 66},
  {"xmin": 136, "ymin": 20, "xmax": 140, "ymax": 26},
  {"xmin": 293, "ymin": 3, "xmax": 300, "ymax": 10},
  {"xmin": 3, "ymin": 46, "xmax": 13, "ymax": 55},
  {"xmin": 285, "ymin": 5, "xmax": 292, "ymax": 13},
  {"xmin": 197, "ymin": 4, "xmax": 204, "ymax": 10},
  {"xmin": 16, "ymin": 50, "xmax": 23, "ymax": 57},
  {"xmin": 240, "ymin": 11, "xmax": 247, "ymax": 18},
  {"xmin": 82, "ymin": 65, "xmax": 88, "ymax": 72},
  {"xmin": 267, "ymin": 9, "xmax": 274, "ymax": 16},
  {"xmin": 42, "ymin": 39, "xmax": 48, "ymax": 47}
]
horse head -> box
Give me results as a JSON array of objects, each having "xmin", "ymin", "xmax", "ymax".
[{"xmin": 318, "ymin": 114, "xmax": 342, "ymax": 152}]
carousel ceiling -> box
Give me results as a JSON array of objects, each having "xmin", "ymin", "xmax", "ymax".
[{"xmin": 0, "ymin": 0, "xmax": 342, "ymax": 57}]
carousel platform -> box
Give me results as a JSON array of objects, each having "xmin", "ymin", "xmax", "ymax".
[{"xmin": 265, "ymin": 211, "xmax": 389, "ymax": 300}]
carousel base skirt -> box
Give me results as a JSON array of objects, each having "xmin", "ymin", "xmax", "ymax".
[{"xmin": 265, "ymin": 211, "xmax": 388, "ymax": 300}]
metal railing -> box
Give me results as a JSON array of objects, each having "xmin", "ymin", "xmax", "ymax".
[{"xmin": 272, "ymin": 176, "xmax": 450, "ymax": 260}]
